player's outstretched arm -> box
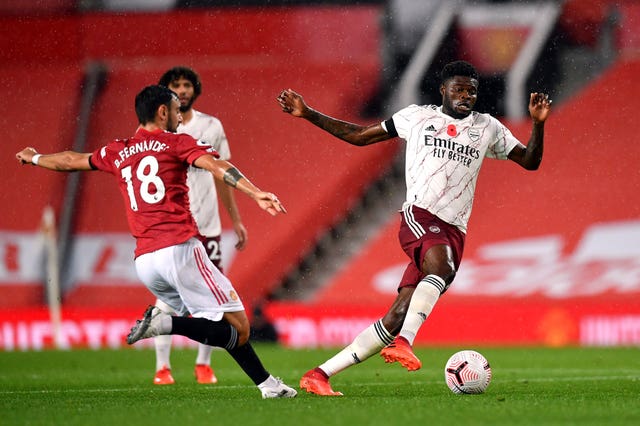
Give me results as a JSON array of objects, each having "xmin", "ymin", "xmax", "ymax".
[
  {"xmin": 194, "ymin": 155, "xmax": 286, "ymax": 216},
  {"xmin": 276, "ymin": 89, "xmax": 391, "ymax": 146},
  {"xmin": 507, "ymin": 92, "xmax": 552, "ymax": 171},
  {"xmin": 16, "ymin": 147, "xmax": 93, "ymax": 171}
]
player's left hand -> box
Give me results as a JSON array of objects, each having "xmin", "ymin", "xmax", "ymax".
[
  {"xmin": 529, "ymin": 92, "xmax": 552, "ymax": 124},
  {"xmin": 234, "ymin": 222, "xmax": 248, "ymax": 250},
  {"xmin": 255, "ymin": 192, "xmax": 287, "ymax": 216},
  {"xmin": 16, "ymin": 147, "xmax": 38, "ymax": 165}
]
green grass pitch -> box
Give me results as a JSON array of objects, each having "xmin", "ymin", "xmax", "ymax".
[{"xmin": 1, "ymin": 345, "xmax": 638, "ymax": 425}]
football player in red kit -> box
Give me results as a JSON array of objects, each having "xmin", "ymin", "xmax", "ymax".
[{"xmin": 16, "ymin": 85, "xmax": 296, "ymax": 399}]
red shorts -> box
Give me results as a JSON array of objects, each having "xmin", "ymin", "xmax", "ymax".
[
  {"xmin": 397, "ymin": 205, "xmax": 465, "ymax": 292},
  {"xmin": 196, "ymin": 234, "xmax": 223, "ymax": 273}
]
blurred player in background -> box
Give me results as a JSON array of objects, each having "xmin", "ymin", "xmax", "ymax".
[
  {"xmin": 277, "ymin": 60, "xmax": 551, "ymax": 396},
  {"xmin": 152, "ymin": 66, "xmax": 248, "ymax": 385},
  {"xmin": 17, "ymin": 85, "xmax": 296, "ymax": 399}
]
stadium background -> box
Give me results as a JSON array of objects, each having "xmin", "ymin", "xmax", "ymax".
[{"xmin": 1, "ymin": 0, "xmax": 639, "ymax": 350}]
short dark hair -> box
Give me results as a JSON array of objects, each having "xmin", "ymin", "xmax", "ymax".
[
  {"xmin": 441, "ymin": 61, "xmax": 479, "ymax": 84},
  {"xmin": 158, "ymin": 66, "xmax": 202, "ymax": 98},
  {"xmin": 135, "ymin": 85, "xmax": 177, "ymax": 125}
]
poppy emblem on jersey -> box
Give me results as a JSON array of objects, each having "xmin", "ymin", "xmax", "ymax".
[
  {"xmin": 468, "ymin": 128, "xmax": 480, "ymax": 142},
  {"xmin": 429, "ymin": 225, "xmax": 441, "ymax": 234},
  {"xmin": 447, "ymin": 124, "xmax": 457, "ymax": 137}
]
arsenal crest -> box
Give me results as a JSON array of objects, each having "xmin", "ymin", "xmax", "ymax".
[{"xmin": 468, "ymin": 128, "xmax": 480, "ymax": 142}]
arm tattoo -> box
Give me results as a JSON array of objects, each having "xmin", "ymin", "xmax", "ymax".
[
  {"xmin": 223, "ymin": 167, "xmax": 245, "ymax": 187},
  {"xmin": 308, "ymin": 109, "xmax": 364, "ymax": 144}
]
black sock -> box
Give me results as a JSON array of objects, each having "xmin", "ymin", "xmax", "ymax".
[
  {"xmin": 227, "ymin": 342, "xmax": 270, "ymax": 385},
  {"xmin": 170, "ymin": 316, "xmax": 238, "ymax": 350}
]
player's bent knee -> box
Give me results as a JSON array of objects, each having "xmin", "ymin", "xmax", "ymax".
[
  {"xmin": 237, "ymin": 327, "xmax": 251, "ymax": 346},
  {"xmin": 443, "ymin": 269, "xmax": 456, "ymax": 286},
  {"xmin": 426, "ymin": 268, "xmax": 456, "ymax": 286},
  {"xmin": 224, "ymin": 314, "xmax": 251, "ymax": 346}
]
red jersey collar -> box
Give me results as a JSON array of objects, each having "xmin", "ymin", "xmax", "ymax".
[{"xmin": 135, "ymin": 127, "xmax": 166, "ymax": 138}]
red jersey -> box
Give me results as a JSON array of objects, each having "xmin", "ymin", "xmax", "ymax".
[{"xmin": 90, "ymin": 128, "xmax": 219, "ymax": 257}]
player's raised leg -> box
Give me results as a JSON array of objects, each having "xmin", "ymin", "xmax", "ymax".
[
  {"xmin": 127, "ymin": 305, "xmax": 295, "ymax": 398},
  {"xmin": 300, "ymin": 319, "xmax": 394, "ymax": 396},
  {"xmin": 130, "ymin": 240, "xmax": 296, "ymax": 398},
  {"xmin": 380, "ymin": 275, "xmax": 445, "ymax": 371}
]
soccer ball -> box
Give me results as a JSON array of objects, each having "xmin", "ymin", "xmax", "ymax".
[{"xmin": 444, "ymin": 350, "xmax": 492, "ymax": 394}]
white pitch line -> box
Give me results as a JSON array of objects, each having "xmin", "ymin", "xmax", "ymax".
[
  {"xmin": 1, "ymin": 374, "xmax": 637, "ymax": 396},
  {"xmin": 349, "ymin": 375, "xmax": 640, "ymax": 387},
  {"xmin": 498, "ymin": 368, "xmax": 640, "ymax": 374},
  {"xmin": 0, "ymin": 384, "xmax": 255, "ymax": 395},
  {"xmin": 498, "ymin": 375, "xmax": 640, "ymax": 383}
]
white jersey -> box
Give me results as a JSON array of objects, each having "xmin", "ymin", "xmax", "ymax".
[
  {"xmin": 179, "ymin": 109, "xmax": 231, "ymax": 237},
  {"xmin": 385, "ymin": 105, "xmax": 520, "ymax": 233}
]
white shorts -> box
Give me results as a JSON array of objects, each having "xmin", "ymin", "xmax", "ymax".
[{"xmin": 135, "ymin": 238, "xmax": 244, "ymax": 321}]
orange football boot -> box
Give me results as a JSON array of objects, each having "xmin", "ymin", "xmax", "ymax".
[
  {"xmin": 153, "ymin": 366, "xmax": 175, "ymax": 385},
  {"xmin": 194, "ymin": 364, "xmax": 218, "ymax": 384},
  {"xmin": 299, "ymin": 368, "xmax": 343, "ymax": 396},
  {"xmin": 380, "ymin": 336, "xmax": 422, "ymax": 371}
]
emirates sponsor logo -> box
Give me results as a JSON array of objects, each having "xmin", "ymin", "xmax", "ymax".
[{"xmin": 424, "ymin": 134, "xmax": 480, "ymax": 168}]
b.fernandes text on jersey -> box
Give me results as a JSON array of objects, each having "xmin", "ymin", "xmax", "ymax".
[{"xmin": 108, "ymin": 140, "xmax": 170, "ymax": 168}]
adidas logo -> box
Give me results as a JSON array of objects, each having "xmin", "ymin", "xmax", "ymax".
[{"xmin": 425, "ymin": 125, "xmax": 436, "ymax": 132}]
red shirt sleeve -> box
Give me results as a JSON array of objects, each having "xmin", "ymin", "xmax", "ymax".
[
  {"xmin": 176, "ymin": 134, "xmax": 220, "ymax": 165},
  {"xmin": 89, "ymin": 143, "xmax": 119, "ymax": 175}
]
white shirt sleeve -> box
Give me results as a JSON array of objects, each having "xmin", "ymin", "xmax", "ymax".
[{"xmin": 485, "ymin": 117, "xmax": 521, "ymax": 159}]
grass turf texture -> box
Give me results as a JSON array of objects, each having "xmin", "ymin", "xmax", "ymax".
[{"xmin": 1, "ymin": 346, "xmax": 638, "ymax": 425}]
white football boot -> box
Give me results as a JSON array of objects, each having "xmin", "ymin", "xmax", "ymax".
[
  {"xmin": 258, "ymin": 375, "xmax": 298, "ymax": 399},
  {"xmin": 127, "ymin": 305, "xmax": 169, "ymax": 344}
]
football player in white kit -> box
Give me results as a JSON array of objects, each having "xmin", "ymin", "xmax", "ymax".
[
  {"xmin": 152, "ymin": 66, "xmax": 248, "ymax": 385},
  {"xmin": 277, "ymin": 60, "xmax": 552, "ymax": 396}
]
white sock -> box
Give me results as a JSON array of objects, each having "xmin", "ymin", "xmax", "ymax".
[
  {"xmin": 257, "ymin": 374, "xmax": 278, "ymax": 390},
  {"xmin": 319, "ymin": 320, "xmax": 393, "ymax": 377},
  {"xmin": 155, "ymin": 334, "xmax": 173, "ymax": 371},
  {"xmin": 195, "ymin": 343, "xmax": 213, "ymax": 365},
  {"xmin": 398, "ymin": 275, "xmax": 444, "ymax": 345},
  {"xmin": 154, "ymin": 299, "xmax": 176, "ymax": 371}
]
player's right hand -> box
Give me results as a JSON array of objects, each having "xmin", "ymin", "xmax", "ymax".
[{"xmin": 16, "ymin": 147, "xmax": 37, "ymax": 165}]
